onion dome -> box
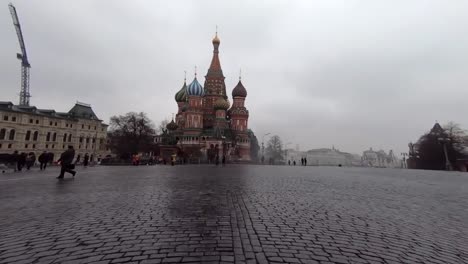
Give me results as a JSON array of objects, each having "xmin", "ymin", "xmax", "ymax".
[
  {"xmin": 232, "ymin": 80, "xmax": 247, "ymax": 98},
  {"xmin": 166, "ymin": 119, "xmax": 178, "ymax": 131},
  {"xmin": 175, "ymin": 81, "xmax": 187, "ymax": 102},
  {"xmin": 213, "ymin": 97, "xmax": 230, "ymax": 111},
  {"xmin": 212, "ymin": 33, "xmax": 220, "ymax": 45},
  {"xmin": 187, "ymin": 77, "xmax": 204, "ymax": 96}
]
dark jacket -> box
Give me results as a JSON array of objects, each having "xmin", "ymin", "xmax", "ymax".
[
  {"xmin": 59, "ymin": 149, "xmax": 75, "ymax": 166},
  {"xmin": 38, "ymin": 153, "xmax": 47, "ymax": 163}
]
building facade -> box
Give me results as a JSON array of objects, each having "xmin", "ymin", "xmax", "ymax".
[
  {"xmin": 160, "ymin": 33, "xmax": 251, "ymax": 162},
  {"xmin": 361, "ymin": 148, "xmax": 400, "ymax": 168},
  {"xmin": 0, "ymin": 101, "xmax": 108, "ymax": 161}
]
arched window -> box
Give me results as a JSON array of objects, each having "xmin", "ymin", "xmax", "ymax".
[
  {"xmin": 0, "ymin": 129, "xmax": 6, "ymax": 140},
  {"xmin": 25, "ymin": 130, "xmax": 31, "ymax": 141},
  {"xmin": 68, "ymin": 134, "xmax": 72, "ymax": 142},
  {"xmin": 52, "ymin": 132, "xmax": 57, "ymax": 142},
  {"xmin": 46, "ymin": 132, "xmax": 51, "ymax": 141},
  {"xmin": 9, "ymin": 129, "xmax": 15, "ymax": 140},
  {"xmin": 33, "ymin": 131, "xmax": 39, "ymax": 141},
  {"xmin": 63, "ymin": 133, "xmax": 67, "ymax": 142}
]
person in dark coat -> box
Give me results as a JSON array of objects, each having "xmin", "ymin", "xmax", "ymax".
[
  {"xmin": 57, "ymin": 146, "xmax": 76, "ymax": 179},
  {"xmin": 222, "ymin": 155, "xmax": 226, "ymax": 166},
  {"xmin": 83, "ymin": 153, "xmax": 89, "ymax": 167},
  {"xmin": 11, "ymin": 151, "xmax": 19, "ymax": 172},
  {"xmin": 304, "ymin": 157, "xmax": 307, "ymax": 166},
  {"xmin": 26, "ymin": 152, "xmax": 36, "ymax": 170},
  {"xmin": 17, "ymin": 152, "xmax": 27, "ymax": 171},
  {"xmin": 38, "ymin": 151, "xmax": 48, "ymax": 170},
  {"xmin": 75, "ymin": 154, "xmax": 81, "ymax": 165}
]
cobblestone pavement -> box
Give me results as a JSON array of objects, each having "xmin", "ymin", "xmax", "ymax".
[{"xmin": 0, "ymin": 165, "xmax": 467, "ymax": 264}]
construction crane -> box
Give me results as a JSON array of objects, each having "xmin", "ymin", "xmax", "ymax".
[{"xmin": 8, "ymin": 3, "xmax": 31, "ymax": 106}]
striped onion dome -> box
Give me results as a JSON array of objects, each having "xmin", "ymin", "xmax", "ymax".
[
  {"xmin": 166, "ymin": 119, "xmax": 178, "ymax": 131},
  {"xmin": 213, "ymin": 97, "xmax": 230, "ymax": 110},
  {"xmin": 187, "ymin": 77, "xmax": 204, "ymax": 96},
  {"xmin": 232, "ymin": 80, "xmax": 247, "ymax": 97},
  {"xmin": 175, "ymin": 81, "xmax": 187, "ymax": 102}
]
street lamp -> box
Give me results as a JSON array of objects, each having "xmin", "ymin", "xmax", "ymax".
[
  {"xmin": 285, "ymin": 142, "xmax": 292, "ymax": 164},
  {"xmin": 438, "ymin": 137, "xmax": 453, "ymax": 171},
  {"xmin": 261, "ymin": 132, "xmax": 271, "ymax": 164}
]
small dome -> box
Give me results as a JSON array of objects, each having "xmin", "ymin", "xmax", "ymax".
[
  {"xmin": 187, "ymin": 77, "xmax": 204, "ymax": 96},
  {"xmin": 232, "ymin": 80, "xmax": 247, "ymax": 97},
  {"xmin": 213, "ymin": 97, "xmax": 230, "ymax": 110},
  {"xmin": 166, "ymin": 120, "xmax": 178, "ymax": 131},
  {"xmin": 212, "ymin": 33, "xmax": 220, "ymax": 44},
  {"xmin": 175, "ymin": 81, "xmax": 187, "ymax": 102}
]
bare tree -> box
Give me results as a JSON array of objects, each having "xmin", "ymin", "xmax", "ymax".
[
  {"xmin": 108, "ymin": 112, "xmax": 156, "ymax": 159},
  {"xmin": 266, "ymin": 135, "xmax": 283, "ymax": 163},
  {"xmin": 158, "ymin": 119, "xmax": 170, "ymax": 134}
]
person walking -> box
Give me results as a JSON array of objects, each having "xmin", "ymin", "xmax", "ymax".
[
  {"xmin": 83, "ymin": 153, "xmax": 89, "ymax": 167},
  {"xmin": 57, "ymin": 146, "xmax": 76, "ymax": 179},
  {"xmin": 17, "ymin": 152, "xmax": 27, "ymax": 171},
  {"xmin": 11, "ymin": 151, "xmax": 19, "ymax": 172},
  {"xmin": 26, "ymin": 152, "xmax": 35, "ymax": 170},
  {"xmin": 304, "ymin": 157, "xmax": 307, "ymax": 166},
  {"xmin": 38, "ymin": 151, "xmax": 48, "ymax": 170},
  {"xmin": 288, "ymin": 160, "xmax": 291, "ymax": 166},
  {"xmin": 222, "ymin": 155, "xmax": 226, "ymax": 166},
  {"xmin": 75, "ymin": 154, "xmax": 81, "ymax": 165},
  {"xmin": 293, "ymin": 160, "xmax": 296, "ymax": 166},
  {"xmin": 215, "ymin": 155, "xmax": 220, "ymax": 166}
]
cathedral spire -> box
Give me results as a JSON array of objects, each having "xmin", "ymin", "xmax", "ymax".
[{"xmin": 207, "ymin": 29, "xmax": 223, "ymax": 78}]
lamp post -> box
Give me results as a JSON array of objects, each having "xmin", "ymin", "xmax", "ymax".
[
  {"xmin": 438, "ymin": 137, "xmax": 453, "ymax": 171},
  {"xmin": 285, "ymin": 142, "xmax": 292, "ymax": 164},
  {"xmin": 261, "ymin": 132, "xmax": 270, "ymax": 164}
]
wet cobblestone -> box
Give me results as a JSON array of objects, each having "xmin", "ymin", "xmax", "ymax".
[{"xmin": 0, "ymin": 166, "xmax": 467, "ymax": 263}]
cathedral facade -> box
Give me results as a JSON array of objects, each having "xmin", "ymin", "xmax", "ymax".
[{"xmin": 162, "ymin": 33, "xmax": 251, "ymax": 162}]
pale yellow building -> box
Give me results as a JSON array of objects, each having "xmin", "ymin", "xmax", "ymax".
[{"xmin": 0, "ymin": 101, "xmax": 108, "ymax": 161}]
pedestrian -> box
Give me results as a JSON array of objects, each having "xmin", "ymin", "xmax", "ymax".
[
  {"xmin": 11, "ymin": 150, "xmax": 19, "ymax": 172},
  {"xmin": 293, "ymin": 160, "xmax": 296, "ymax": 166},
  {"xmin": 75, "ymin": 154, "xmax": 81, "ymax": 165},
  {"xmin": 17, "ymin": 152, "xmax": 27, "ymax": 171},
  {"xmin": 215, "ymin": 155, "xmax": 220, "ymax": 166},
  {"xmin": 288, "ymin": 160, "xmax": 291, "ymax": 166},
  {"xmin": 171, "ymin": 153, "xmax": 176, "ymax": 166},
  {"xmin": 301, "ymin": 157, "xmax": 304, "ymax": 166},
  {"xmin": 83, "ymin": 153, "xmax": 89, "ymax": 167},
  {"xmin": 38, "ymin": 151, "xmax": 48, "ymax": 170},
  {"xmin": 26, "ymin": 152, "xmax": 35, "ymax": 170},
  {"xmin": 304, "ymin": 157, "xmax": 307, "ymax": 166},
  {"xmin": 57, "ymin": 146, "xmax": 76, "ymax": 179},
  {"xmin": 222, "ymin": 155, "xmax": 226, "ymax": 166}
]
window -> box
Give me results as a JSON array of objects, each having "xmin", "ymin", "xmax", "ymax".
[
  {"xmin": 29, "ymin": 119, "xmax": 33, "ymax": 123},
  {"xmin": 8, "ymin": 143, "xmax": 12, "ymax": 149},
  {"xmin": 25, "ymin": 144, "xmax": 28, "ymax": 148},
  {"xmin": 55, "ymin": 122, "xmax": 57, "ymax": 126},
  {"xmin": 92, "ymin": 138, "xmax": 96, "ymax": 143},
  {"xmin": 52, "ymin": 133, "xmax": 57, "ymax": 142},
  {"xmin": 70, "ymin": 124, "xmax": 73, "ymax": 128},
  {"xmin": 35, "ymin": 120, "xmax": 39, "ymax": 124},
  {"xmin": 79, "ymin": 137, "xmax": 83, "ymax": 143},
  {"xmin": 3, "ymin": 116, "xmax": 8, "ymax": 121},
  {"xmin": 49, "ymin": 121, "xmax": 53, "ymax": 126},
  {"xmin": 0, "ymin": 129, "xmax": 5, "ymax": 140},
  {"xmin": 88, "ymin": 125, "xmax": 91, "ymax": 129},
  {"xmin": 66, "ymin": 124, "xmax": 69, "ymax": 127},
  {"xmin": 62, "ymin": 144, "xmax": 65, "ymax": 149},
  {"xmin": 86, "ymin": 137, "xmax": 90, "ymax": 143},
  {"xmin": 46, "ymin": 144, "xmax": 48, "ymax": 149},
  {"xmin": 8, "ymin": 129, "xmax": 15, "ymax": 140},
  {"xmin": 46, "ymin": 132, "xmax": 51, "ymax": 141},
  {"xmin": 68, "ymin": 134, "xmax": 72, "ymax": 142},
  {"xmin": 52, "ymin": 144, "xmax": 55, "ymax": 149},
  {"xmin": 32, "ymin": 144, "xmax": 35, "ymax": 148},
  {"xmin": 94, "ymin": 126, "xmax": 96, "ymax": 130},
  {"xmin": 33, "ymin": 131, "xmax": 38, "ymax": 141},
  {"xmin": 12, "ymin": 117, "xmax": 16, "ymax": 122},
  {"xmin": 0, "ymin": 144, "xmax": 2, "ymax": 149},
  {"xmin": 79, "ymin": 144, "xmax": 81, "ymax": 149},
  {"xmin": 82, "ymin": 124, "xmax": 84, "ymax": 129},
  {"xmin": 63, "ymin": 133, "xmax": 67, "ymax": 142},
  {"xmin": 25, "ymin": 130, "xmax": 31, "ymax": 141}
]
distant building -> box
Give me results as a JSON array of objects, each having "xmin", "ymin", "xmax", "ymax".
[
  {"xmin": 0, "ymin": 101, "xmax": 108, "ymax": 161},
  {"xmin": 361, "ymin": 148, "xmax": 399, "ymax": 168},
  {"xmin": 286, "ymin": 147, "xmax": 361, "ymax": 166}
]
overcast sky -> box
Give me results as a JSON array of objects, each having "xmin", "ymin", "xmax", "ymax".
[{"xmin": 1, "ymin": 0, "xmax": 468, "ymax": 156}]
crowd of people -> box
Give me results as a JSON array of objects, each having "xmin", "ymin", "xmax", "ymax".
[{"xmin": 0, "ymin": 148, "xmax": 97, "ymax": 179}]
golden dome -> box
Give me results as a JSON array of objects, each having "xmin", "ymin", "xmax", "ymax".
[{"xmin": 212, "ymin": 33, "xmax": 220, "ymax": 44}]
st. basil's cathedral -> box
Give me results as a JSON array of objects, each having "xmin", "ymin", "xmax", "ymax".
[{"xmin": 160, "ymin": 32, "xmax": 252, "ymax": 162}]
